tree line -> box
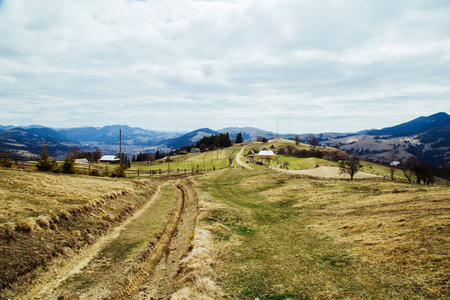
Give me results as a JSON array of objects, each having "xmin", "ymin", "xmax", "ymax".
[{"xmin": 195, "ymin": 133, "xmax": 232, "ymax": 149}]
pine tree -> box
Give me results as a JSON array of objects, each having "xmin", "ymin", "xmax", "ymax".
[
  {"xmin": 0, "ymin": 148, "xmax": 12, "ymax": 168},
  {"xmin": 225, "ymin": 133, "xmax": 231, "ymax": 147},
  {"xmin": 62, "ymin": 153, "xmax": 76, "ymax": 174},
  {"xmin": 236, "ymin": 132, "xmax": 243, "ymax": 143},
  {"xmin": 36, "ymin": 145, "xmax": 57, "ymax": 172}
]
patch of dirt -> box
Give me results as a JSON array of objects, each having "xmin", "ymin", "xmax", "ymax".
[{"xmin": 281, "ymin": 166, "xmax": 380, "ymax": 179}]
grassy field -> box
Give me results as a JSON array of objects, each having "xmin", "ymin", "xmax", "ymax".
[
  {"xmin": 0, "ymin": 169, "xmax": 137, "ymax": 224},
  {"xmin": 276, "ymin": 156, "xmax": 337, "ymax": 169},
  {"xmin": 196, "ymin": 169, "xmax": 450, "ymax": 299},
  {"xmin": 1, "ymin": 144, "xmax": 449, "ymax": 298},
  {"xmin": 129, "ymin": 150, "xmax": 233, "ymax": 173}
]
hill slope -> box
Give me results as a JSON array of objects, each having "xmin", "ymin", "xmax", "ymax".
[
  {"xmin": 0, "ymin": 127, "xmax": 79, "ymax": 158},
  {"xmin": 368, "ymin": 112, "xmax": 450, "ymax": 137},
  {"xmin": 163, "ymin": 128, "xmax": 219, "ymax": 149}
]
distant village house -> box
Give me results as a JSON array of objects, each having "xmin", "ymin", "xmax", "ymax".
[{"xmin": 99, "ymin": 155, "xmax": 120, "ymax": 164}]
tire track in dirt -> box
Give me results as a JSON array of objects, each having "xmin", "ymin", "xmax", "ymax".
[
  {"xmin": 113, "ymin": 180, "xmax": 195, "ymax": 299},
  {"xmin": 21, "ymin": 183, "xmax": 163, "ymax": 300}
]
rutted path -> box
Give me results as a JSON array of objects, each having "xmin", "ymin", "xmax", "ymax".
[
  {"xmin": 21, "ymin": 179, "xmax": 199, "ymax": 300},
  {"xmin": 21, "ymin": 183, "xmax": 163, "ymax": 300},
  {"xmin": 114, "ymin": 183, "xmax": 195, "ymax": 300}
]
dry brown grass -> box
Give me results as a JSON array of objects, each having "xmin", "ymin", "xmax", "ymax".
[
  {"xmin": 307, "ymin": 181, "xmax": 450, "ymax": 297},
  {"xmin": 198, "ymin": 169, "xmax": 450, "ymax": 299},
  {"xmin": 0, "ymin": 169, "xmax": 136, "ymax": 225},
  {"xmin": 171, "ymin": 190, "xmax": 224, "ymax": 300},
  {"xmin": 0, "ymin": 168, "xmax": 159, "ymax": 296}
]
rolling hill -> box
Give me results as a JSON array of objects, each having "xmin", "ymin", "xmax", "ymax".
[
  {"xmin": 0, "ymin": 127, "xmax": 79, "ymax": 158},
  {"xmin": 1, "ymin": 112, "xmax": 448, "ymax": 166},
  {"xmin": 163, "ymin": 128, "xmax": 219, "ymax": 149},
  {"xmin": 367, "ymin": 112, "xmax": 450, "ymax": 137}
]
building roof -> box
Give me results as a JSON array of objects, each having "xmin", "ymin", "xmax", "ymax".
[
  {"xmin": 99, "ymin": 155, "xmax": 120, "ymax": 162},
  {"xmin": 259, "ymin": 150, "xmax": 274, "ymax": 157},
  {"xmin": 75, "ymin": 158, "xmax": 89, "ymax": 164},
  {"xmin": 390, "ymin": 161, "xmax": 400, "ymax": 166}
]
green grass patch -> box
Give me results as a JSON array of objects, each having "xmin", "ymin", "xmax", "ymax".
[{"xmin": 197, "ymin": 169, "xmax": 449, "ymax": 299}]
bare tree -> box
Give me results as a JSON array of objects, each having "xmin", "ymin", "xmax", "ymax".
[
  {"xmin": 440, "ymin": 161, "xmax": 450, "ymax": 183},
  {"xmin": 388, "ymin": 152, "xmax": 397, "ymax": 180},
  {"xmin": 308, "ymin": 134, "xmax": 319, "ymax": 148},
  {"xmin": 228, "ymin": 150, "xmax": 234, "ymax": 168},
  {"xmin": 339, "ymin": 156, "xmax": 360, "ymax": 180},
  {"xmin": 294, "ymin": 135, "xmax": 301, "ymax": 145},
  {"xmin": 400, "ymin": 158, "xmax": 415, "ymax": 183}
]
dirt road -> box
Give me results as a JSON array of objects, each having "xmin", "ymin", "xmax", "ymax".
[
  {"xmin": 235, "ymin": 146, "xmax": 253, "ymax": 170},
  {"xmin": 21, "ymin": 179, "xmax": 198, "ymax": 300}
]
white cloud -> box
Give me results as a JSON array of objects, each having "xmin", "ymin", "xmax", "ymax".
[{"xmin": 0, "ymin": 0, "xmax": 449, "ymax": 132}]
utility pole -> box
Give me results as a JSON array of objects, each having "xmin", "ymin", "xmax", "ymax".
[
  {"xmin": 277, "ymin": 120, "xmax": 279, "ymax": 140},
  {"xmin": 119, "ymin": 129, "xmax": 122, "ymax": 167}
]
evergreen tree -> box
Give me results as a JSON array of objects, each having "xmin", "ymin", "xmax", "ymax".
[
  {"xmin": 36, "ymin": 145, "xmax": 57, "ymax": 172},
  {"xmin": 62, "ymin": 153, "xmax": 76, "ymax": 174},
  {"xmin": 236, "ymin": 132, "xmax": 243, "ymax": 144},
  {"xmin": 0, "ymin": 148, "xmax": 12, "ymax": 168},
  {"xmin": 225, "ymin": 133, "xmax": 231, "ymax": 147}
]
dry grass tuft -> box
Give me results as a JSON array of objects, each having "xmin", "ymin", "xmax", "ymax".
[
  {"xmin": 15, "ymin": 218, "xmax": 37, "ymax": 233},
  {"xmin": 172, "ymin": 227, "xmax": 222, "ymax": 299},
  {"xmin": 35, "ymin": 215, "xmax": 51, "ymax": 230},
  {"xmin": 170, "ymin": 184, "xmax": 231, "ymax": 299},
  {"xmin": 59, "ymin": 210, "xmax": 73, "ymax": 221}
]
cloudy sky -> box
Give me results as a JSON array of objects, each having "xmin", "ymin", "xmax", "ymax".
[{"xmin": 0, "ymin": 0, "xmax": 449, "ymax": 134}]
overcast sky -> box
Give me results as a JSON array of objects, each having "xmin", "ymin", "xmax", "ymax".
[{"xmin": 0, "ymin": 0, "xmax": 449, "ymax": 134}]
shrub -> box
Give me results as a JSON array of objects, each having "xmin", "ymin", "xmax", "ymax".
[
  {"xmin": 36, "ymin": 145, "xmax": 57, "ymax": 172},
  {"xmin": 0, "ymin": 148, "xmax": 12, "ymax": 168},
  {"xmin": 90, "ymin": 168, "xmax": 101, "ymax": 176}
]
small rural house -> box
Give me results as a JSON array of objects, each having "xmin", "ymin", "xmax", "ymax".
[
  {"xmin": 258, "ymin": 150, "xmax": 274, "ymax": 159},
  {"xmin": 75, "ymin": 158, "xmax": 89, "ymax": 164},
  {"xmin": 99, "ymin": 155, "xmax": 120, "ymax": 164},
  {"xmin": 190, "ymin": 148, "xmax": 201, "ymax": 153}
]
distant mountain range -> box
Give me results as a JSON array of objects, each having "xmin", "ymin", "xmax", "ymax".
[
  {"xmin": 1, "ymin": 112, "xmax": 448, "ymax": 166},
  {"xmin": 323, "ymin": 112, "xmax": 450, "ymax": 167},
  {"xmin": 367, "ymin": 112, "xmax": 450, "ymax": 137}
]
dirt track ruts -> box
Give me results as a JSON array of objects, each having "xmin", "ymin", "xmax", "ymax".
[
  {"xmin": 21, "ymin": 183, "xmax": 163, "ymax": 300},
  {"xmin": 113, "ymin": 181, "xmax": 192, "ymax": 299}
]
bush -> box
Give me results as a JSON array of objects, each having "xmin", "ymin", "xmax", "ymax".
[
  {"xmin": 90, "ymin": 169, "xmax": 101, "ymax": 176},
  {"xmin": 0, "ymin": 149, "xmax": 12, "ymax": 168},
  {"xmin": 36, "ymin": 146, "xmax": 57, "ymax": 172},
  {"xmin": 62, "ymin": 154, "xmax": 76, "ymax": 174},
  {"xmin": 112, "ymin": 165, "xmax": 127, "ymax": 178}
]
